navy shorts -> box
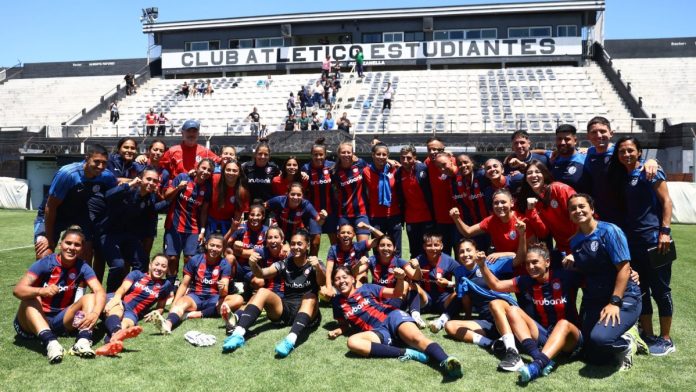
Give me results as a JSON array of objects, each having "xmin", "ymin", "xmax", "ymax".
[
  {"xmin": 106, "ymin": 293, "xmax": 140, "ymax": 324},
  {"xmin": 337, "ymin": 215, "xmax": 370, "ymax": 235},
  {"xmin": 206, "ymin": 217, "xmax": 232, "ymax": 237},
  {"xmin": 320, "ymin": 214, "xmax": 339, "ymax": 235},
  {"xmin": 186, "ymin": 293, "xmax": 220, "ymax": 311},
  {"xmin": 14, "ymin": 307, "xmax": 69, "ymax": 339},
  {"xmin": 279, "ymin": 297, "xmax": 302, "ymax": 325},
  {"xmin": 373, "ymin": 310, "xmax": 414, "ymax": 346},
  {"xmin": 164, "ymin": 229, "xmax": 200, "ymax": 257},
  {"xmin": 33, "ymin": 216, "xmax": 46, "ymax": 242},
  {"xmin": 471, "ymin": 307, "xmax": 500, "ymax": 339},
  {"xmin": 307, "ymin": 219, "xmax": 322, "ymax": 236}
]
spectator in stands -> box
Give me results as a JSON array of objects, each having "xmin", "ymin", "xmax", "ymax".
[
  {"xmin": 124, "ymin": 73, "xmax": 136, "ymax": 95},
  {"xmin": 287, "ymin": 93, "xmax": 296, "ymax": 116},
  {"xmin": 298, "ymin": 86, "xmax": 309, "ymax": 111},
  {"xmin": 205, "ymin": 79, "xmax": 214, "ymax": 96},
  {"xmin": 145, "ymin": 108, "xmax": 157, "ymax": 137},
  {"xmin": 311, "ymin": 111, "xmax": 321, "ymax": 131},
  {"xmin": 311, "ymin": 81, "xmax": 324, "ymax": 108},
  {"xmin": 157, "ymin": 120, "xmax": 220, "ymax": 177},
  {"xmin": 157, "ymin": 112, "xmax": 170, "ymax": 137},
  {"xmin": 318, "ymin": 36, "xmax": 330, "ymax": 44},
  {"xmin": 382, "ymin": 82, "xmax": 394, "ymax": 113},
  {"xmin": 355, "ymin": 48, "xmax": 365, "ymax": 78},
  {"xmin": 322, "ymin": 55, "xmax": 332, "ymax": 79},
  {"xmin": 180, "ymin": 82, "xmax": 190, "ymax": 99},
  {"xmin": 503, "ymin": 131, "xmax": 550, "ymax": 178},
  {"xmin": 265, "ymin": 74, "xmax": 273, "ymax": 90},
  {"xmin": 109, "ymin": 102, "xmax": 119, "ymax": 124},
  {"xmin": 197, "ymin": 81, "xmax": 206, "ymax": 97},
  {"xmin": 321, "ymin": 112, "xmax": 335, "ymax": 131},
  {"xmin": 327, "ymin": 85, "xmax": 336, "ymax": 111},
  {"xmin": 298, "ymin": 111, "xmax": 310, "ymax": 131},
  {"xmin": 285, "ymin": 114, "xmax": 298, "ymax": 132},
  {"xmin": 247, "ymin": 107, "xmax": 262, "ymax": 135},
  {"xmin": 337, "ymin": 112, "xmax": 351, "ymax": 132}
]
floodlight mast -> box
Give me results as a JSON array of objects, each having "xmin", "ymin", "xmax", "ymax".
[{"xmin": 140, "ymin": 7, "xmax": 159, "ymax": 65}]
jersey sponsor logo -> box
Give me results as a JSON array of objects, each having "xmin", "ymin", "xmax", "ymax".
[
  {"xmin": 202, "ymin": 277, "xmax": 217, "ymax": 285},
  {"xmin": 550, "ymin": 199, "xmax": 559, "ymax": 209},
  {"xmin": 247, "ymin": 178, "xmax": 272, "ymax": 184},
  {"xmin": 310, "ymin": 178, "xmax": 331, "ymax": 185},
  {"xmin": 288, "ymin": 280, "xmax": 310, "ymax": 288},
  {"xmin": 630, "ymin": 177, "xmax": 639, "ymax": 186},
  {"xmin": 509, "ymin": 230, "xmax": 517, "ymax": 240},
  {"xmin": 590, "ymin": 240, "xmax": 599, "ymax": 252},
  {"xmin": 344, "ymin": 298, "xmax": 372, "ymax": 317},
  {"xmin": 179, "ymin": 193, "xmax": 203, "ymax": 206},
  {"xmin": 533, "ymin": 296, "xmax": 567, "ymax": 306},
  {"xmin": 339, "ymin": 174, "xmax": 363, "ymax": 187},
  {"xmin": 378, "ymin": 278, "xmax": 392, "ymax": 285},
  {"xmin": 567, "ymin": 166, "xmax": 577, "ymax": 175},
  {"xmin": 44, "ymin": 282, "xmax": 74, "ymax": 292},
  {"xmin": 134, "ymin": 281, "xmax": 157, "ymax": 296},
  {"xmin": 453, "ymin": 193, "xmax": 467, "ymax": 200}
]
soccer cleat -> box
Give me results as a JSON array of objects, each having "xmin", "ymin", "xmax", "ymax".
[
  {"xmin": 619, "ymin": 346, "xmax": 634, "ymax": 371},
  {"xmin": 440, "ymin": 356, "xmax": 463, "ymax": 378},
  {"xmin": 542, "ymin": 360, "xmax": 556, "ymax": 376},
  {"xmin": 149, "ymin": 312, "xmax": 171, "ymax": 335},
  {"xmin": 46, "ymin": 340, "xmax": 64, "ymax": 364},
  {"xmin": 428, "ymin": 320, "xmax": 444, "ymax": 334},
  {"xmin": 222, "ymin": 333, "xmax": 245, "ymax": 353},
  {"xmin": 518, "ymin": 363, "xmax": 542, "ymax": 383},
  {"xmin": 625, "ymin": 325, "xmax": 649, "ymax": 355},
  {"xmin": 96, "ymin": 341, "xmax": 124, "ymax": 357},
  {"xmin": 411, "ymin": 313, "xmax": 426, "ymax": 329},
  {"xmin": 399, "ymin": 348, "xmax": 429, "ymax": 363},
  {"xmin": 490, "ymin": 338, "xmax": 507, "ymax": 356},
  {"xmin": 69, "ymin": 338, "xmax": 95, "ymax": 358},
  {"xmin": 648, "ymin": 337, "xmax": 676, "ymax": 356},
  {"xmin": 221, "ymin": 304, "xmax": 239, "ymax": 335},
  {"xmin": 111, "ymin": 326, "xmax": 143, "ymax": 342},
  {"xmin": 274, "ymin": 337, "xmax": 295, "ymax": 358},
  {"xmin": 498, "ymin": 348, "xmax": 524, "ymax": 371}
]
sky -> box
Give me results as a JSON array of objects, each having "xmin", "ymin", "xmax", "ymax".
[{"xmin": 2, "ymin": 0, "xmax": 694, "ymax": 67}]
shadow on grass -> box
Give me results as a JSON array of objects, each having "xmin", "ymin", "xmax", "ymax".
[
  {"xmin": 13, "ymin": 336, "xmax": 44, "ymax": 355},
  {"xmin": 577, "ymin": 363, "xmax": 618, "ymax": 379}
]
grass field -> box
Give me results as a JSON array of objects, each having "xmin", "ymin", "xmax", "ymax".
[{"xmin": 0, "ymin": 209, "xmax": 694, "ymax": 391}]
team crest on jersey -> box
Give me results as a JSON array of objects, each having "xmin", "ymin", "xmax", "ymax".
[
  {"xmin": 553, "ymin": 282, "xmax": 561, "ymax": 290},
  {"xmin": 590, "ymin": 240, "xmax": 599, "ymax": 252},
  {"xmin": 154, "ymin": 283, "xmax": 161, "ymax": 289},
  {"xmin": 304, "ymin": 268, "xmax": 310, "ymax": 276},
  {"xmin": 550, "ymin": 199, "xmax": 559, "ymax": 209},
  {"xmin": 457, "ymin": 181, "xmax": 462, "ymax": 186},
  {"xmin": 630, "ymin": 177, "xmax": 639, "ymax": 186},
  {"xmin": 295, "ymin": 211, "xmax": 302, "ymax": 216},
  {"xmin": 350, "ymin": 251, "xmax": 355, "ymax": 258},
  {"xmin": 567, "ymin": 166, "xmax": 577, "ymax": 175},
  {"xmin": 475, "ymin": 269, "xmax": 482, "ymax": 277},
  {"xmin": 258, "ymin": 235, "xmax": 264, "ymax": 241},
  {"xmin": 509, "ymin": 230, "xmax": 517, "ymax": 240},
  {"xmin": 604, "ymin": 156, "xmax": 611, "ymax": 164},
  {"xmin": 324, "ymin": 169, "xmax": 329, "ymax": 175},
  {"xmin": 439, "ymin": 174, "xmax": 448, "ymax": 180},
  {"xmin": 229, "ymin": 196, "xmax": 236, "ymax": 203},
  {"xmin": 195, "ymin": 156, "xmax": 202, "ymax": 163},
  {"xmin": 352, "ymin": 167, "xmax": 359, "ymax": 174},
  {"xmin": 388, "ymin": 267, "xmax": 394, "ymax": 273},
  {"xmin": 212, "ymin": 269, "xmax": 219, "ymax": 276},
  {"xmin": 419, "ymin": 171, "xmax": 425, "ymax": 178},
  {"xmin": 140, "ymin": 202, "xmax": 146, "ymax": 209},
  {"xmin": 199, "ymin": 191, "xmax": 205, "ymax": 196},
  {"xmin": 266, "ymin": 167, "xmax": 273, "ymax": 174},
  {"xmin": 92, "ymin": 185, "xmax": 101, "ymax": 193},
  {"xmin": 68, "ymin": 272, "xmax": 76, "ymax": 280}
]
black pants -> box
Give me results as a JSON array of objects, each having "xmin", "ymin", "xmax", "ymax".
[
  {"xmin": 382, "ymin": 99, "xmax": 392, "ymax": 111},
  {"xmin": 146, "ymin": 125, "xmax": 155, "ymax": 136},
  {"xmin": 157, "ymin": 125, "xmax": 166, "ymax": 136}
]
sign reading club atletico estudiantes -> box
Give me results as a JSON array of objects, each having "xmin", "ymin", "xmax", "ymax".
[{"xmin": 162, "ymin": 37, "xmax": 582, "ymax": 69}]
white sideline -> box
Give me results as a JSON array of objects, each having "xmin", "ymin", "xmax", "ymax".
[{"xmin": 0, "ymin": 245, "xmax": 33, "ymax": 252}]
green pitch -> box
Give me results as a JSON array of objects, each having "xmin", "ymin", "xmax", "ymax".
[{"xmin": 0, "ymin": 209, "xmax": 694, "ymax": 391}]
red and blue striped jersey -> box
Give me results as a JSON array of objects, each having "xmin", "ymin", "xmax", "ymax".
[
  {"xmin": 362, "ymin": 164, "xmax": 401, "ymax": 218},
  {"xmin": 451, "ymin": 170, "xmax": 490, "ymax": 225},
  {"xmin": 266, "ymin": 196, "xmax": 321, "ymax": 239},
  {"xmin": 165, "ymin": 173, "xmax": 211, "ymax": 234},
  {"xmin": 27, "ymin": 254, "xmax": 98, "ymax": 316},
  {"xmin": 183, "ymin": 254, "xmax": 232, "ymax": 298},
  {"xmin": 302, "ymin": 161, "xmax": 337, "ymax": 215},
  {"xmin": 231, "ymin": 224, "xmax": 268, "ymax": 278},
  {"xmin": 367, "ymin": 256, "xmax": 408, "ymax": 288},
  {"xmin": 513, "ymin": 267, "xmax": 580, "ymax": 328},
  {"xmin": 122, "ymin": 270, "xmax": 173, "ymax": 317},
  {"xmin": 326, "ymin": 240, "xmax": 369, "ymax": 267},
  {"xmin": 332, "ymin": 284, "xmax": 397, "ymax": 331},
  {"xmin": 416, "ymin": 253, "xmax": 459, "ymax": 301},
  {"xmin": 254, "ymin": 247, "xmax": 286, "ymax": 297},
  {"xmin": 331, "ymin": 159, "xmax": 369, "ymax": 218}
]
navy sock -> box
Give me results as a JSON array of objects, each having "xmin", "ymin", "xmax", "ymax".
[
  {"xmin": 408, "ymin": 290, "xmax": 421, "ymax": 313},
  {"xmin": 77, "ymin": 329, "xmax": 93, "ymax": 342},
  {"xmin": 38, "ymin": 329, "xmax": 57, "ymax": 347},
  {"xmin": 290, "ymin": 312, "xmax": 311, "ymax": 337},
  {"xmin": 369, "ymin": 342, "xmax": 405, "ymax": 358},
  {"xmin": 533, "ymin": 353, "xmax": 551, "ymax": 369},
  {"xmin": 167, "ymin": 313, "xmax": 182, "ymax": 329},
  {"xmin": 424, "ymin": 342, "xmax": 449, "ymax": 363},
  {"xmin": 105, "ymin": 315, "xmax": 122, "ymax": 335},
  {"xmin": 200, "ymin": 305, "xmax": 217, "ymax": 318},
  {"xmin": 238, "ymin": 304, "xmax": 261, "ymax": 330},
  {"xmin": 521, "ymin": 338, "xmax": 544, "ymax": 361}
]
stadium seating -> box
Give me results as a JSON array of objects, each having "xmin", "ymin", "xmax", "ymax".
[
  {"xmin": 612, "ymin": 57, "xmax": 696, "ymax": 124},
  {"xmin": 0, "ymin": 75, "xmax": 126, "ymax": 133},
  {"xmin": 81, "ymin": 63, "xmax": 638, "ymax": 137}
]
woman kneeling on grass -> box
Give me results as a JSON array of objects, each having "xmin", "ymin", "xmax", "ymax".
[
  {"xmin": 153, "ymin": 234, "xmax": 231, "ymax": 333},
  {"xmin": 96, "ymin": 253, "xmax": 173, "ymax": 356},
  {"xmin": 13, "ymin": 226, "xmax": 106, "ymax": 363},
  {"xmin": 326, "ymin": 266, "xmax": 463, "ymax": 379},
  {"xmin": 222, "ymin": 230, "xmax": 324, "ymax": 358}
]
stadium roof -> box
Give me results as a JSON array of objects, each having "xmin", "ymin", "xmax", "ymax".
[{"xmin": 143, "ymin": 0, "xmax": 605, "ymax": 33}]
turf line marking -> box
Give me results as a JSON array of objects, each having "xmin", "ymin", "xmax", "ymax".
[{"xmin": 0, "ymin": 245, "xmax": 33, "ymax": 252}]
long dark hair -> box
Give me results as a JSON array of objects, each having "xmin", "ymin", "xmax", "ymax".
[
  {"xmin": 217, "ymin": 159, "xmax": 249, "ymax": 211},
  {"xmin": 281, "ymin": 156, "xmax": 303, "ymax": 183},
  {"xmin": 516, "ymin": 160, "xmax": 555, "ymax": 213},
  {"xmin": 607, "ymin": 136, "xmax": 642, "ymax": 213}
]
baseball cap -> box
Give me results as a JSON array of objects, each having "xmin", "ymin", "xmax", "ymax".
[{"xmin": 182, "ymin": 119, "xmax": 200, "ymax": 131}]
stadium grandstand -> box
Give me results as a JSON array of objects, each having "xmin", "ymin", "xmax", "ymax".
[{"xmin": 0, "ymin": 0, "xmax": 694, "ymax": 209}]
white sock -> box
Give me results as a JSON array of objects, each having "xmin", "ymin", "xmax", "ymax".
[
  {"xmin": 471, "ymin": 332, "xmax": 484, "ymax": 345},
  {"xmin": 437, "ymin": 313, "xmax": 450, "ymax": 325},
  {"xmin": 74, "ymin": 287, "xmax": 85, "ymax": 302},
  {"xmin": 502, "ymin": 333, "xmax": 517, "ymax": 351},
  {"xmin": 286, "ymin": 333, "xmax": 298, "ymax": 345},
  {"xmin": 233, "ymin": 326, "xmax": 246, "ymax": 337},
  {"xmin": 411, "ymin": 311, "xmax": 422, "ymax": 319}
]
